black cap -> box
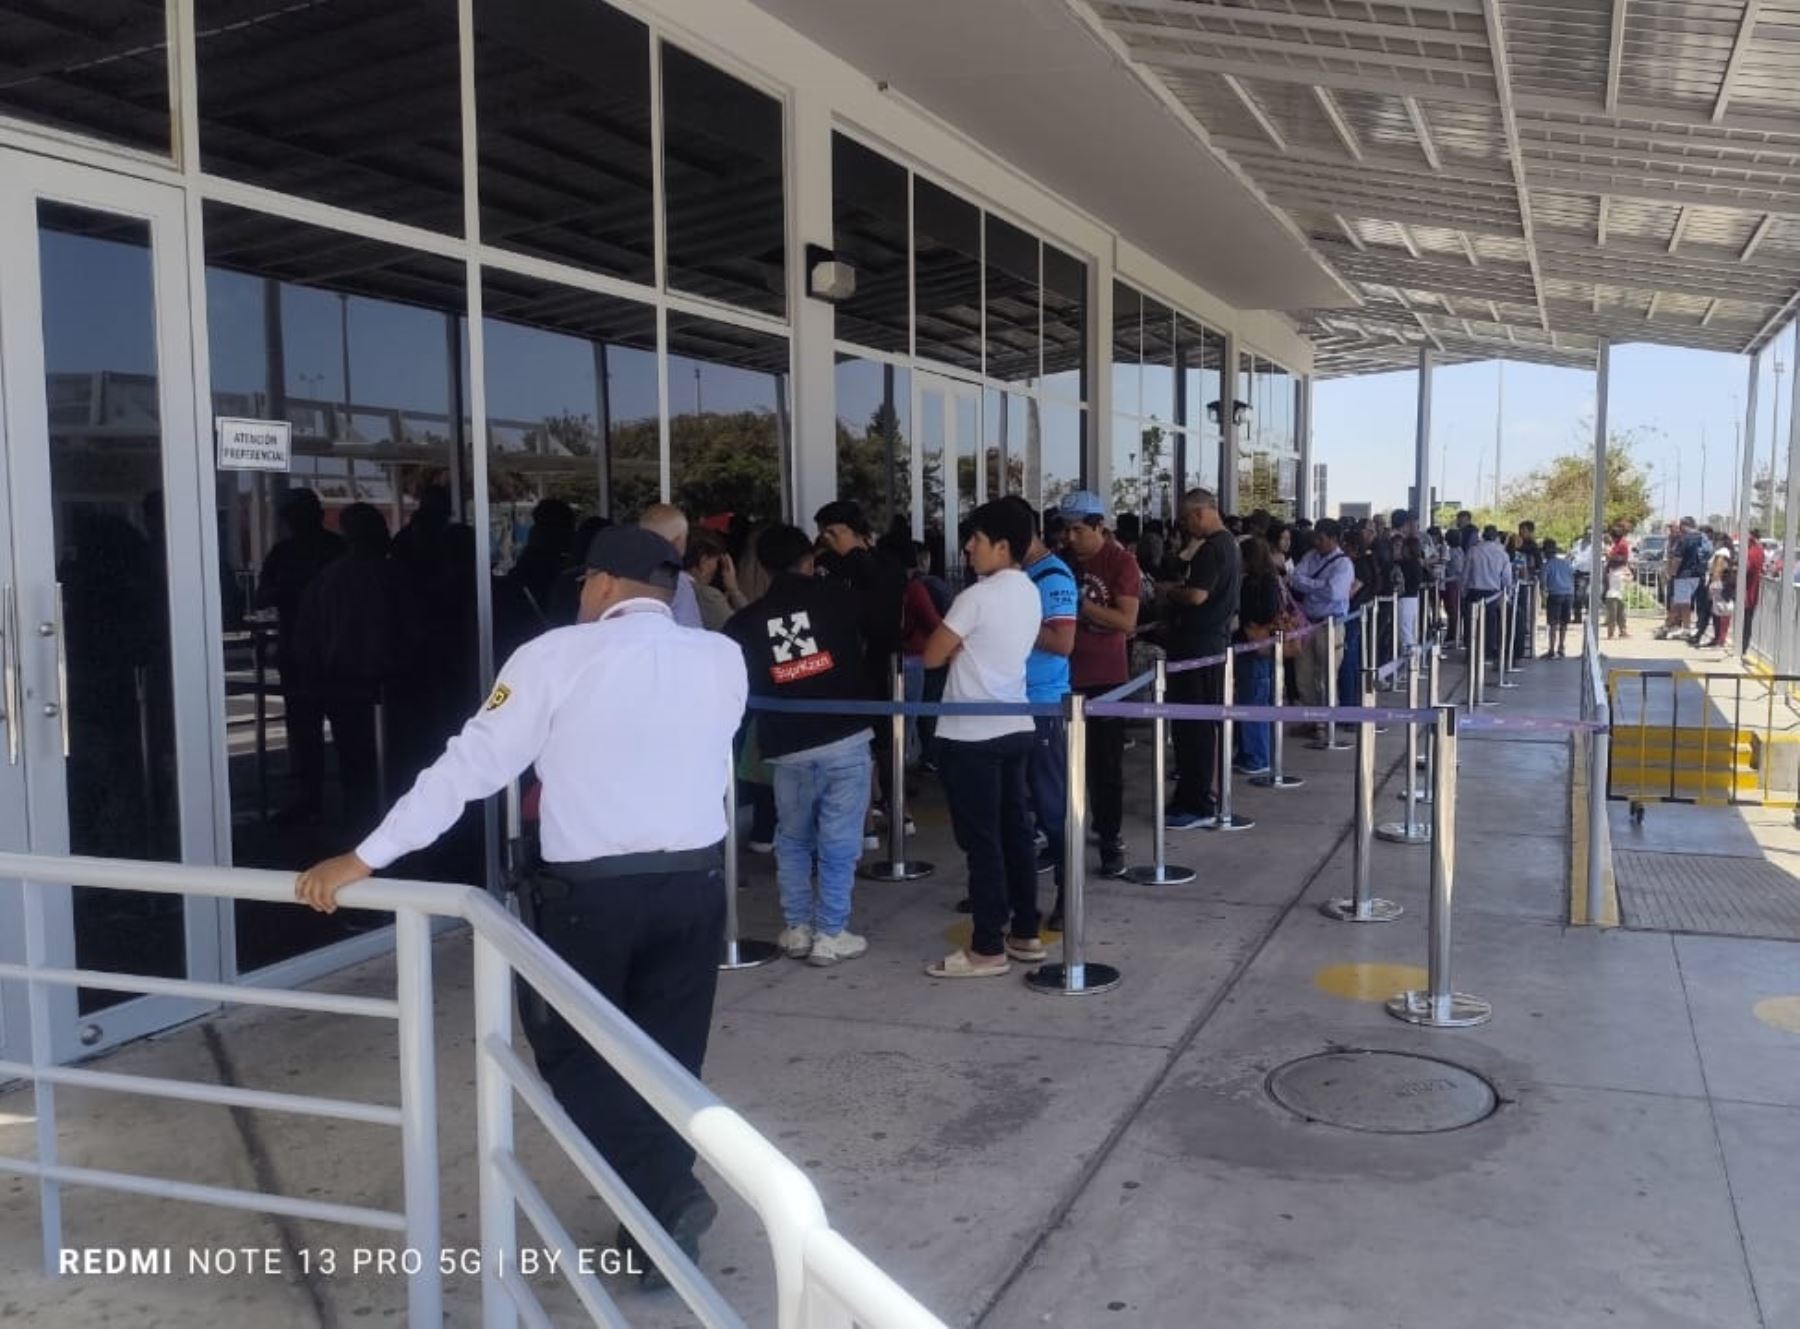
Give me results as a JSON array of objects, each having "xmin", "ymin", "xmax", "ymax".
[{"xmin": 584, "ymin": 526, "xmax": 681, "ymax": 589}]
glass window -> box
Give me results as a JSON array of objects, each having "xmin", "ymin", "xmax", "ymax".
[
  {"xmin": 1141, "ymin": 297, "xmax": 1175, "ymax": 428},
  {"xmin": 1041, "ymin": 401, "xmax": 1085, "ymax": 508},
  {"xmin": 1178, "ymin": 316, "xmax": 1223, "ymax": 492},
  {"xmin": 1042, "ymin": 244, "xmax": 1087, "ymax": 403},
  {"xmin": 835, "ymin": 356, "xmax": 912, "ymax": 536},
  {"xmin": 475, "ymin": 0, "xmax": 654, "ymax": 284},
  {"xmin": 661, "ymin": 45, "xmax": 786, "ymax": 317},
  {"xmin": 984, "ymin": 389, "xmax": 1032, "ymax": 502},
  {"xmin": 912, "ymin": 178, "xmax": 982, "ymax": 373},
  {"xmin": 667, "ymin": 314, "xmax": 789, "ymax": 525},
  {"xmin": 1111, "ymin": 281, "xmax": 1141, "ymax": 417},
  {"xmin": 197, "ymin": 0, "xmax": 463, "ymax": 235},
  {"xmin": 832, "ymin": 134, "xmax": 910, "ymax": 354},
  {"xmin": 1111, "ymin": 412, "xmax": 1145, "ymax": 523},
  {"xmin": 481, "ymin": 269, "xmax": 659, "ymax": 662},
  {"xmin": 0, "ymin": 2, "xmax": 171, "ymax": 155},
  {"xmin": 203, "ymin": 203, "xmax": 478, "ymax": 970},
  {"xmin": 984, "ymin": 216, "xmax": 1039, "ymax": 386}
]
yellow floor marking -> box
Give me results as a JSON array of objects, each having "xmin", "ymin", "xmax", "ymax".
[
  {"xmin": 1753, "ymin": 996, "xmax": 1800, "ymax": 1034},
  {"xmin": 944, "ymin": 919, "xmax": 1061, "ymax": 947},
  {"xmin": 1313, "ymin": 962, "xmax": 1429, "ymax": 1002}
]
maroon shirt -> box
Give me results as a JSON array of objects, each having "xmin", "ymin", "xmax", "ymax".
[{"xmin": 1071, "ymin": 537, "xmax": 1140, "ymax": 689}]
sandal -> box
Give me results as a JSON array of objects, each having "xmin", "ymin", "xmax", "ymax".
[
  {"xmin": 1004, "ymin": 936, "xmax": 1047, "ymax": 964},
  {"xmin": 926, "ymin": 949, "xmax": 1011, "ymax": 979}
]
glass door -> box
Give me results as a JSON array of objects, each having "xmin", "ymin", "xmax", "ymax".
[
  {"xmin": 914, "ymin": 372, "xmax": 982, "ymax": 580},
  {"xmin": 0, "ymin": 149, "xmax": 223, "ymax": 1060}
]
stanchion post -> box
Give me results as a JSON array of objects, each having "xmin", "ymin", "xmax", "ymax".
[
  {"xmin": 1252, "ymin": 631, "xmax": 1304, "ymax": 790},
  {"xmin": 1498, "ymin": 586, "xmax": 1520, "ymax": 689},
  {"xmin": 1365, "ymin": 603, "xmax": 1390, "ymax": 733},
  {"xmin": 860, "ymin": 657, "xmax": 935, "ymax": 882},
  {"xmin": 1321, "ymin": 668, "xmax": 1403, "ymax": 922},
  {"xmin": 1384, "ymin": 594, "xmax": 1401, "ymax": 691},
  {"xmin": 1312, "ymin": 616, "xmax": 1353, "ymax": 750},
  {"xmin": 1029, "ymin": 693, "xmax": 1122, "ymax": 995},
  {"xmin": 1127, "ymin": 659, "xmax": 1197, "ymax": 884},
  {"xmin": 1213, "ymin": 647, "xmax": 1254, "ymax": 831},
  {"xmin": 1378, "ymin": 643, "xmax": 1430, "ymax": 845},
  {"xmin": 720, "ymin": 751, "xmax": 780, "ymax": 970},
  {"xmin": 1387, "ymin": 706, "xmax": 1492, "ymax": 1026}
]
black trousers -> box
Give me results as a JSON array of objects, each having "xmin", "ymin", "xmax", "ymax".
[
  {"xmin": 1169, "ymin": 656, "xmax": 1224, "ymax": 816},
  {"xmin": 526, "ymin": 862, "xmax": 725, "ymax": 1222},
  {"xmin": 937, "ymin": 731, "xmax": 1039, "ymax": 956},
  {"xmin": 1079, "ymin": 684, "xmax": 1126, "ymax": 844}
]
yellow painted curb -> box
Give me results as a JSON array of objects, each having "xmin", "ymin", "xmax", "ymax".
[
  {"xmin": 1313, "ymin": 963, "xmax": 1429, "ymax": 1002},
  {"xmin": 1753, "ymin": 996, "xmax": 1800, "ymax": 1034}
]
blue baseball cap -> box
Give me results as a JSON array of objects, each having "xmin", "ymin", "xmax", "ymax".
[{"xmin": 1057, "ymin": 490, "xmax": 1108, "ymax": 523}]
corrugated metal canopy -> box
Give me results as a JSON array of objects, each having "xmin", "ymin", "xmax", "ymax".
[{"xmin": 1081, "ymin": 0, "xmax": 1800, "ymax": 376}]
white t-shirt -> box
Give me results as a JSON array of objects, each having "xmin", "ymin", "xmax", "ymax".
[{"xmin": 937, "ymin": 567, "xmax": 1040, "ymax": 743}]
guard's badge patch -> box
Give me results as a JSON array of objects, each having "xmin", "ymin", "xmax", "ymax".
[{"xmin": 485, "ymin": 683, "xmax": 512, "ymax": 711}]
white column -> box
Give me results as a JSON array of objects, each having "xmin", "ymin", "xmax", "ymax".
[
  {"xmin": 1297, "ymin": 374, "xmax": 1314, "ymax": 521},
  {"xmin": 1221, "ymin": 329, "xmax": 1240, "ymax": 511},
  {"xmin": 1588, "ymin": 339, "xmax": 1609, "ymax": 629},
  {"xmin": 787, "ymin": 87, "xmax": 837, "ymax": 528},
  {"xmin": 1780, "ymin": 321, "xmax": 1800, "ymax": 664},
  {"xmin": 1090, "ymin": 255, "xmax": 1114, "ymax": 502},
  {"xmin": 1734, "ymin": 355, "xmax": 1761, "ymax": 660},
  {"xmin": 1414, "ymin": 346, "xmax": 1434, "ymax": 521}
]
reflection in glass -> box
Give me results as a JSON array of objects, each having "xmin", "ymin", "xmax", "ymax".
[
  {"xmin": 832, "ymin": 135, "xmax": 910, "ymax": 354},
  {"xmin": 37, "ymin": 204, "xmax": 183, "ymax": 1009},
  {"xmin": 1141, "ymin": 298, "xmax": 1175, "ymax": 428},
  {"xmin": 667, "ymin": 314, "xmax": 790, "ymax": 526},
  {"xmin": 1111, "ymin": 281, "xmax": 1141, "ymax": 416},
  {"xmin": 985, "ymin": 216, "xmax": 1040, "ymax": 385},
  {"xmin": 1178, "ymin": 315, "xmax": 1224, "ymax": 493},
  {"xmin": 197, "ymin": 0, "xmax": 463, "ymax": 234},
  {"xmin": 1041, "ymin": 402, "xmax": 1085, "ymax": 509},
  {"xmin": 984, "ymin": 389, "xmax": 1033, "ymax": 505},
  {"xmin": 1042, "ymin": 244, "xmax": 1088, "ymax": 403},
  {"xmin": 475, "ymin": 0, "xmax": 654, "ymax": 283},
  {"xmin": 913, "ymin": 179, "xmax": 983, "ymax": 373},
  {"xmin": 204, "ymin": 203, "xmax": 478, "ymax": 971},
  {"xmin": 920, "ymin": 387, "xmax": 946, "ymax": 572},
  {"xmin": 0, "ymin": 2, "xmax": 171, "ymax": 155},
  {"xmin": 662, "ymin": 45, "xmax": 786, "ymax": 316},
  {"xmin": 835, "ymin": 357, "xmax": 912, "ymax": 537}
]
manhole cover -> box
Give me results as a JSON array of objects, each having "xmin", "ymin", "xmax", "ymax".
[{"xmin": 1266, "ymin": 1050, "xmax": 1497, "ymax": 1134}]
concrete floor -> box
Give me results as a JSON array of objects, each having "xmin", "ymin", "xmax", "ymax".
[{"xmin": 3, "ymin": 630, "xmax": 1798, "ymax": 1328}]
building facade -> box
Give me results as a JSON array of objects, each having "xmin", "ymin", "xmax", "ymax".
[{"xmin": 0, "ymin": 0, "xmax": 1318, "ymax": 1060}]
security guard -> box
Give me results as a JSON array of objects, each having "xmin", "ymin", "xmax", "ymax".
[{"xmin": 297, "ymin": 526, "xmax": 748, "ymax": 1286}]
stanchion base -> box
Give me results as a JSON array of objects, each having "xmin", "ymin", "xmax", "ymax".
[
  {"xmin": 1385, "ymin": 989, "xmax": 1493, "ymax": 1028},
  {"xmin": 1125, "ymin": 862, "xmax": 1198, "ymax": 885},
  {"xmin": 1319, "ymin": 896, "xmax": 1404, "ymax": 923},
  {"xmin": 859, "ymin": 860, "xmax": 936, "ymax": 882},
  {"xmin": 1024, "ymin": 961, "xmax": 1123, "ymax": 996},
  {"xmin": 719, "ymin": 939, "xmax": 782, "ymax": 971},
  {"xmin": 1496, "ymin": 680, "xmax": 1520, "ymax": 690},
  {"xmin": 1208, "ymin": 813, "xmax": 1256, "ymax": 832},
  {"xmin": 1477, "ymin": 696, "xmax": 1501, "ymax": 708},
  {"xmin": 1375, "ymin": 821, "xmax": 1431, "ymax": 845},
  {"xmin": 1250, "ymin": 773, "xmax": 1306, "ymax": 789}
]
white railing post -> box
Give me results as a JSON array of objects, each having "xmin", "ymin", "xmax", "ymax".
[
  {"xmin": 473, "ymin": 934, "xmax": 519, "ymax": 1329},
  {"xmin": 23, "ymin": 880, "xmax": 62, "ymax": 1276},
  {"xmin": 394, "ymin": 911, "xmax": 443, "ymax": 1325}
]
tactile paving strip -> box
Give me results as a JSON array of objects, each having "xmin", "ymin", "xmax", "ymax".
[{"xmin": 1615, "ymin": 850, "xmax": 1800, "ymax": 940}]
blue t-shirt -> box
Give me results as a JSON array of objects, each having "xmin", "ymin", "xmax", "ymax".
[
  {"xmin": 1541, "ymin": 555, "xmax": 1574, "ymax": 596},
  {"xmin": 1023, "ymin": 552, "xmax": 1078, "ymax": 702}
]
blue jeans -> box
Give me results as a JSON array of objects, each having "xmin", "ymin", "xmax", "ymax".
[
  {"xmin": 771, "ymin": 743, "xmax": 873, "ymax": 935},
  {"xmin": 1028, "ymin": 716, "xmax": 1066, "ymax": 889},
  {"xmin": 1338, "ymin": 615, "xmax": 1363, "ymax": 702},
  {"xmin": 1234, "ymin": 654, "xmax": 1272, "ymax": 770}
]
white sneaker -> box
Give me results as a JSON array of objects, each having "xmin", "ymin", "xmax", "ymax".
[
  {"xmin": 747, "ymin": 839, "xmax": 774, "ymax": 855},
  {"xmin": 862, "ymin": 833, "xmax": 880, "ymax": 851},
  {"xmin": 778, "ymin": 925, "xmax": 814, "ymax": 959},
  {"xmin": 808, "ymin": 931, "xmax": 868, "ymax": 966}
]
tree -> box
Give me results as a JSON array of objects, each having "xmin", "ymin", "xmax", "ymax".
[{"xmin": 1444, "ymin": 427, "xmax": 1654, "ymax": 544}]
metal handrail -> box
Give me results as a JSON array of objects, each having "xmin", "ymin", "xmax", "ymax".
[{"xmin": 0, "ymin": 851, "xmax": 947, "ymax": 1329}]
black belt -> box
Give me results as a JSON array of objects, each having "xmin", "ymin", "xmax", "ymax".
[{"xmin": 543, "ymin": 843, "xmax": 725, "ymax": 883}]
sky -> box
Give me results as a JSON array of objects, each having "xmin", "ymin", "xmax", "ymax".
[{"xmin": 1313, "ymin": 338, "xmax": 1794, "ymax": 525}]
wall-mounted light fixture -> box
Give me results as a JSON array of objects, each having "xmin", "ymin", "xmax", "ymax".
[
  {"xmin": 1207, "ymin": 399, "xmax": 1252, "ymax": 427},
  {"xmin": 806, "ymin": 243, "xmax": 857, "ymax": 303}
]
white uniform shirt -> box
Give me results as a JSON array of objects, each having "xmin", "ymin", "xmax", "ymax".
[
  {"xmin": 937, "ymin": 568, "xmax": 1040, "ymax": 743},
  {"xmin": 355, "ymin": 599, "xmax": 748, "ymax": 870}
]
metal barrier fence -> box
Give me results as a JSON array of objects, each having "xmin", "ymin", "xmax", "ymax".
[
  {"xmin": 1581, "ymin": 625, "xmax": 1613, "ymax": 925},
  {"xmin": 1605, "ymin": 666, "xmax": 1800, "ymax": 816},
  {"xmin": 0, "ymin": 854, "xmax": 948, "ymax": 1329}
]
